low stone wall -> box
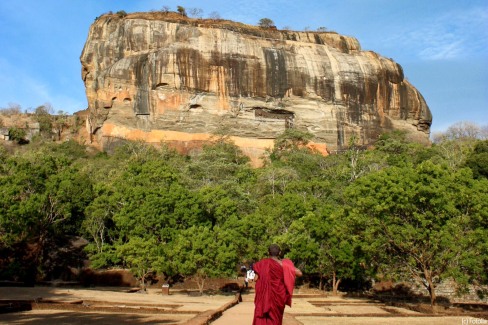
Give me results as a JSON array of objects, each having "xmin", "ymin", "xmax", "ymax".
[{"xmin": 409, "ymin": 279, "xmax": 488, "ymax": 303}]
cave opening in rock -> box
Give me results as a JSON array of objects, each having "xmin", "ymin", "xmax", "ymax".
[
  {"xmin": 253, "ymin": 107, "xmax": 295, "ymax": 128},
  {"xmin": 154, "ymin": 83, "xmax": 170, "ymax": 89}
]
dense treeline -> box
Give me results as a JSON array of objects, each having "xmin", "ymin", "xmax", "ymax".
[{"xmin": 0, "ymin": 124, "xmax": 487, "ymax": 305}]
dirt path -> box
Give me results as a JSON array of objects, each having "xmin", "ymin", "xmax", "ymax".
[
  {"xmin": 211, "ymin": 300, "xmax": 254, "ymax": 325},
  {"xmin": 211, "ymin": 290, "xmax": 486, "ymax": 325},
  {"xmin": 212, "ymin": 290, "xmax": 301, "ymax": 325}
]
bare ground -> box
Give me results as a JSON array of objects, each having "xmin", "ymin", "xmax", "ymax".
[{"xmin": 0, "ymin": 283, "xmax": 487, "ymax": 325}]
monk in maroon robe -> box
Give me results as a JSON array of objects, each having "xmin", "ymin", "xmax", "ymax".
[{"xmin": 252, "ymin": 244, "xmax": 302, "ymax": 325}]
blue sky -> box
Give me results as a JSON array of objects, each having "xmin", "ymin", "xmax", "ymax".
[{"xmin": 0, "ymin": 0, "xmax": 486, "ymax": 133}]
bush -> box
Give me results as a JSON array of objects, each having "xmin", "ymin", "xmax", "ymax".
[
  {"xmin": 177, "ymin": 6, "xmax": 187, "ymax": 17},
  {"xmin": 116, "ymin": 10, "xmax": 127, "ymax": 18},
  {"xmin": 34, "ymin": 105, "xmax": 53, "ymax": 137},
  {"xmin": 8, "ymin": 127, "xmax": 27, "ymax": 144},
  {"xmin": 258, "ymin": 18, "xmax": 275, "ymax": 28}
]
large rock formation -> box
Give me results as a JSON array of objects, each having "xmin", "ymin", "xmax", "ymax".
[{"xmin": 81, "ymin": 12, "xmax": 431, "ymax": 164}]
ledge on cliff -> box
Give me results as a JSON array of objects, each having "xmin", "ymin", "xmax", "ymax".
[{"xmin": 96, "ymin": 11, "xmax": 361, "ymax": 53}]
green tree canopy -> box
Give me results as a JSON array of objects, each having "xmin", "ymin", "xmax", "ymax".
[
  {"xmin": 464, "ymin": 140, "xmax": 488, "ymax": 179},
  {"xmin": 0, "ymin": 148, "xmax": 93, "ymax": 281},
  {"xmin": 177, "ymin": 6, "xmax": 187, "ymax": 17},
  {"xmin": 345, "ymin": 161, "xmax": 488, "ymax": 305},
  {"xmin": 165, "ymin": 226, "xmax": 239, "ymax": 293}
]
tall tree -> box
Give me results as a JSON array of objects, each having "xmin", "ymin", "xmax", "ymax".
[
  {"xmin": 279, "ymin": 204, "xmax": 364, "ymax": 295},
  {"xmin": 116, "ymin": 236, "xmax": 159, "ymax": 290},
  {"xmin": 345, "ymin": 161, "xmax": 488, "ymax": 305},
  {"xmin": 165, "ymin": 226, "xmax": 239, "ymax": 293},
  {"xmin": 0, "ymin": 149, "xmax": 92, "ymax": 281}
]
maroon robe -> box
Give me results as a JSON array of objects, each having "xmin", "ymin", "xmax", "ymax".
[{"xmin": 252, "ymin": 258, "xmax": 296, "ymax": 325}]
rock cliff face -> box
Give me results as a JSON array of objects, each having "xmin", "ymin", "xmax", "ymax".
[{"xmin": 81, "ymin": 12, "xmax": 432, "ymax": 164}]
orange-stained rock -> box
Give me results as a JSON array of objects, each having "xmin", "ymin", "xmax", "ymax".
[
  {"xmin": 100, "ymin": 122, "xmax": 276, "ymax": 167},
  {"xmin": 80, "ymin": 12, "xmax": 431, "ymax": 163}
]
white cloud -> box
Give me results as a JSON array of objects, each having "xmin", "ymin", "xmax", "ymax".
[
  {"xmin": 0, "ymin": 57, "xmax": 84, "ymax": 112},
  {"xmin": 390, "ymin": 7, "xmax": 488, "ymax": 61},
  {"xmin": 417, "ymin": 37, "xmax": 463, "ymax": 61}
]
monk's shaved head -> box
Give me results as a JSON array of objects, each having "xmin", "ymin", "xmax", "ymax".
[{"xmin": 268, "ymin": 244, "xmax": 281, "ymax": 257}]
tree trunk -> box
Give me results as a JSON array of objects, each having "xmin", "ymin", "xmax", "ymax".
[
  {"xmin": 141, "ymin": 277, "xmax": 146, "ymax": 291},
  {"xmin": 196, "ymin": 276, "xmax": 206, "ymax": 294},
  {"xmin": 423, "ymin": 268, "xmax": 437, "ymax": 307},
  {"xmin": 140, "ymin": 270, "xmax": 147, "ymax": 291},
  {"xmin": 427, "ymin": 278, "xmax": 437, "ymax": 307},
  {"xmin": 332, "ymin": 272, "xmax": 341, "ymax": 296}
]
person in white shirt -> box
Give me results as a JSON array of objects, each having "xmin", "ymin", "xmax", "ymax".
[{"xmin": 246, "ymin": 268, "xmax": 255, "ymax": 287}]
